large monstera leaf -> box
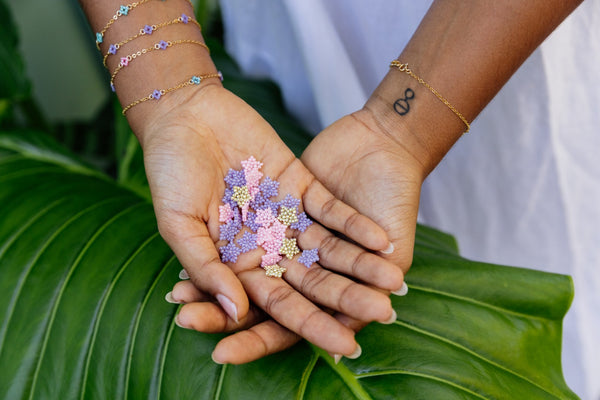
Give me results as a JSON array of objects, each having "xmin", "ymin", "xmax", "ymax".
[{"xmin": 0, "ymin": 130, "xmax": 578, "ymax": 399}]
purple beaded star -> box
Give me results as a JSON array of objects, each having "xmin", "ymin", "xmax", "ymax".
[
  {"xmin": 220, "ymin": 242, "xmax": 241, "ymax": 263},
  {"xmin": 222, "ymin": 188, "xmax": 237, "ymax": 208},
  {"xmin": 290, "ymin": 212, "xmax": 313, "ymax": 232},
  {"xmin": 259, "ymin": 176, "xmax": 279, "ymax": 199},
  {"xmin": 237, "ymin": 231, "xmax": 258, "ymax": 253},
  {"xmin": 245, "ymin": 211, "xmax": 260, "ymax": 232},
  {"xmin": 280, "ymin": 194, "xmax": 301, "ymax": 209},
  {"xmin": 298, "ymin": 248, "xmax": 319, "ymax": 268},
  {"xmin": 250, "ymin": 192, "xmax": 267, "ymax": 210},
  {"xmin": 224, "ymin": 169, "xmax": 246, "ymax": 188},
  {"xmin": 219, "ymin": 219, "xmax": 241, "ymax": 242}
]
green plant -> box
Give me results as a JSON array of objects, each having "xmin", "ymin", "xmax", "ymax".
[{"xmin": 0, "ymin": 2, "xmax": 578, "ymax": 399}]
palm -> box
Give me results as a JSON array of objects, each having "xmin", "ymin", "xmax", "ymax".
[{"xmin": 302, "ymin": 110, "xmax": 424, "ymax": 273}]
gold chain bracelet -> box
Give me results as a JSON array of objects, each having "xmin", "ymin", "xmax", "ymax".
[
  {"xmin": 103, "ymin": 14, "xmax": 202, "ymax": 66},
  {"xmin": 110, "ymin": 39, "xmax": 209, "ymax": 91},
  {"xmin": 122, "ymin": 72, "xmax": 223, "ymax": 115},
  {"xmin": 390, "ymin": 60, "xmax": 470, "ymax": 133}
]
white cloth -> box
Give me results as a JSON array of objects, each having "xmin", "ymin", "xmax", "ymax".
[{"xmin": 220, "ymin": 1, "xmax": 600, "ymax": 398}]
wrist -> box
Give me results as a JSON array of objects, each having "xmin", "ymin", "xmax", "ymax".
[
  {"xmin": 363, "ymin": 67, "xmax": 466, "ymax": 175},
  {"xmin": 83, "ymin": 0, "xmax": 220, "ymax": 143}
]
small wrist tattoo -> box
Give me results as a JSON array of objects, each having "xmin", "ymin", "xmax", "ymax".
[{"xmin": 393, "ymin": 88, "xmax": 415, "ymax": 116}]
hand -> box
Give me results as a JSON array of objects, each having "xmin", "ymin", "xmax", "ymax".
[
  {"xmin": 163, "ymin": 105, "xmax": 421, "ymax": 363},
  {"xmin": 139, "ymin": 83, "xmax": 404, "ymax": 357}
]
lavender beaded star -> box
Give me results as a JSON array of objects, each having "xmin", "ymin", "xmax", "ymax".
[
  {"xmin": 245, "ymin": 211, "xmax": 260, "ymax": 232},
  {"xmin": 222, "ymin": 188, "xmax": 236, "ymax": 208},
  {"xmin": 280, "ymin": 194, "xmax": 301, "ymax": 209},
  {"xmin": 290, "ymin": 212, "xmax": 313, "ymax": 232},
  {"xmin": 224, "ymin": 168, "xmax": 246, "ymax": 188},
  {"xmin": 219, "ymin": 219, "xmax": 241, "ymax": 242},
  {"xmin": 220, "ymin": 242, "xmax": 241, "ymax": 263},
  {"xmin": 237, "ymin": 231, "xmax": 258, "ymax": 252},
  {"xmin": 298, "ymin": 248, "xmax": 319, "ymax": 268},
  {"xmin": 259, "ymin": 176, "xmax": 279, "ymax": 199}
]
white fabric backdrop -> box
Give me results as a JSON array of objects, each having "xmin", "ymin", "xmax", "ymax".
[{"xmin": 220, "ymin": 1, "xmax": 600, "ymax": 398}]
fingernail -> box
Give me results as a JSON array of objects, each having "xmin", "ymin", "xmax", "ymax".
[
  {"xmin": 179, "ymin": 269, "xmax": 190, "ymax": 280},
  {"xmin": 174, "ymin": 313, "xmax": 188, "ymax": 329},
  {"xmin": 347, "ymin": 344, "xmax": 362, "ymax": 359},
  {"xmin": 333, "ymin": 354, "xmax": 342, "ymax": 364},
  {"xmin": 211, "ymin": 351, "xmax": 225, "ymax": 365},
  {"xmin": 216, "ymin": 294, "xmax": 239, "ymax": 324},
  {"xmin": 381, "ymin": 242, "xmax": 394, "ymax": 254},
  {"xmin": 165, "ymin": 291, "xmax": 182, "ymax": 304},
  {"xmin": 391, "ymin": 282, "xmax": 408, "ymax": 296},
  {"xmin": 381, "ymin": 309, "xmax": 397, "ymax": 325}
]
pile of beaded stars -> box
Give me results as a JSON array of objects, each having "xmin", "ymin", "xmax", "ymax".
[{"xmin": 218, "ymin": 157, "xmax": 320, "ymax": 278}]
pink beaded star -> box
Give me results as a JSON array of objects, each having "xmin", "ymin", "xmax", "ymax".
[
  {"xmin": 241, "ymin": 156, "xmax": 263, "ymax": 174},
  {"xmin": 261, "ymin": 253, "xmax": 283, "ymax": 267},
  {"xmin": 219, "ymin": 203, "xmax": 234, "ymax": 223},
  {"xmin": 255, "ymin": 208, "xmax": 276, "ymax": 227}
]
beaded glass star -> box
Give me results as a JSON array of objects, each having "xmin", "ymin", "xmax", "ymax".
[
  {"xmin": 298, "ymin": 248, "xmax": 320, "ymax": 268},
  {"xmin": 265, "ymin": 264, "xmax": 287, "ymax": 278}
]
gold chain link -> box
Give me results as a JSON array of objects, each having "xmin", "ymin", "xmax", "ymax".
[{"xmin": 390, "ymin": 60, "xmax": 470, "ymax": 133}]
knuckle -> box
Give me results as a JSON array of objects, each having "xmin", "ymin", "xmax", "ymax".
[
  {"xmin": 320, "ymin": 196, "xmax": 338, "ymax": 219},
  {"xmin": 319, "ymin": 235, "xmax": 342, "ymax": 260},
  {"xmin": 343, "ymin": 211, "xmax": 362, "ymax": 235},
  {"xmin": 299, "ymin": 267, "xmax": 331, "ymax": 299},
  {"xmin": 264, "ymin": 285, "xmax": 295, "ymax": 315},
  {"xmin": 350, "ymin": 251, "xmax": 370, "ymax": 277}
]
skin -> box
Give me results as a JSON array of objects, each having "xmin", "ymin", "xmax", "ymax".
[
  {"xmin": 167, "ymin": 0, "xmax": 583, "ymax": 364},
  {"xmin": 79, "ymin": 0, "xmax": 403, "ymax": 358}
]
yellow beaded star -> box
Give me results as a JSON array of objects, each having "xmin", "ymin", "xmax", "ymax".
[
  {"xmin": 280, "ymin": 238, "xmax": 300, "ymax": 259},
  {"xmin": 264, "ymin": 264, "xmax": 286, "ymax": 278},
  {"xmin": 278, "ymin": 205, "xmax": 299, "ymax": 227},
  {"xmin": 231, "ymin": 185, "xmax": 251, "ymax": 207}
]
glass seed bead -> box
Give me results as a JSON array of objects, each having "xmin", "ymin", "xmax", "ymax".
[
  {"xmin": 119, "ymin": 5, "xmax": 129, "ymax": 15},
  {"xmin": 181, "ymin": 14, "xmax": 189, "ymax": 23},
  {"xmin": 158, "ymin": 40, "xmax": 168, "ymax": 50},
  {"xmin": 143, "ymin": 25, "xmax": 154, "ymax": 35},
  {"xmin": 191, "ymin": 76, "xmax": 201, "ymax": 85},
  {"xmin": 108, "ymin": 44, "xmax": 117, "ymax": 54},
  {"xmin": 152, "ymin": 90, "xmax": 162, "ymax": 100},
  {"xmin": 96, "ymin": 33, "xmax": 103, "ymax": 43}
]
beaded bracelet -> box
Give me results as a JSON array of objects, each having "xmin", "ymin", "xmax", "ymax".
[
  {"xmin": 103, "ymin": 13, "xmax": 201, "ymax": 66},
  {"xmin": 389, "ymin": 60, "xmax": 470, "ymax": 133},
  {"xmin": 110, "ymin": 39, "xmax": 210, "ymax": 91},
  {"xmin": 95, "ymin": 0, "xmax": 153, "ymax": 49},
  {"xmin": 121, "ymin": 72, "xmax": 223, "ymax": 115}
]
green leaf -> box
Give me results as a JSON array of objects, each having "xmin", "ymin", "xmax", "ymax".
[
  {"xmin": 0, "ymin": 131, "xmax": 578, "ymax": 399},
  {"xmin": 0, "ymin": 1, "xmax": 30, "ymax": 101}
]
